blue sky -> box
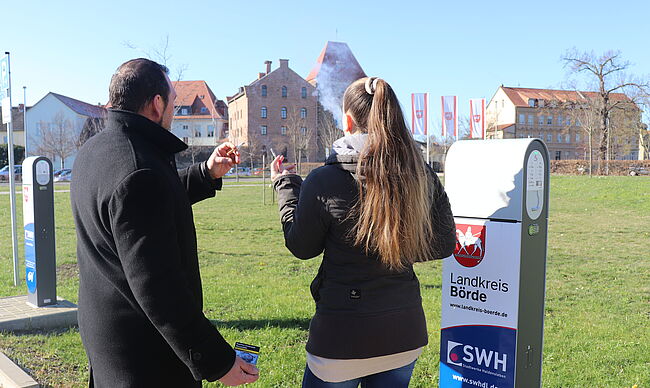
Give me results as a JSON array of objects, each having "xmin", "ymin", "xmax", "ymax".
[{"xmin": 3, "ymin": 0, "xmax": 649, "ymax": 136}]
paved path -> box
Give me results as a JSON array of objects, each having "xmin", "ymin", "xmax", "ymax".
[{"xmin": 0, "ymin": 189, "xmax": 70, "ymax": 195}]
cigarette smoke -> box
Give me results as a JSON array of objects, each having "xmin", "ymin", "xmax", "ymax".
[{"xmin": 311, "ymin": 42, "xmax": 366, "ymax": 126}]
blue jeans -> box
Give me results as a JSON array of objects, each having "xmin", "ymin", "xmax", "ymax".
[{"xmin": 302, "ymin": 360, "xmax": 417, "ymax": 388}]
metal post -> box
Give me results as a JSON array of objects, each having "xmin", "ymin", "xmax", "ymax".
[
  {"xmin": 23, "ymin": 86, "xmax": 26, "ymax": 156},
  {"xmin": 262, "ymin": 153, "xmax": 266, "ymax": 205},
  {"xmin": 4, "ymin": 52, "xmax": 19, "ymax": 286}
]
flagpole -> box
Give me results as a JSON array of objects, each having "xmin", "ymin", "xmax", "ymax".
[
  {"xmin": 426, "ymin": 93, "xmax": 430, "ymax": 166},
  {"xmin": 4, "ymin": 52, "xmax": 20, "ymax": 286},
  {"xmin": 23, "ymin": 86, "xmax": 27, "ymax": 155}
]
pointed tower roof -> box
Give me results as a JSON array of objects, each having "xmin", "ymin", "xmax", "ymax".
[{"xmin": 306, "ymin": 41, "xmax": 366, "ymax": 86}]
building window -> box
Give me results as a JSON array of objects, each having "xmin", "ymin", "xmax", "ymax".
[
  {"xmin": 182, "ymin": 125, "xmax": 189, "ymax": 130},
  {"xmin": 547, "ymin": 116, "xmax": 553, "ymax": 125},
  {"xmin": 527, "ymin": 115, "xmax": 533, "ymax": 125},
  {"xmin": 182, "ymin": 137, "xmax": 189, "ymax": 143},
  {"xmin": 301, "ymin": 108, "xmax": 307, "ymax": 119},
  {"xmin": 261, "ymin": 106, "xmax": 267, "ymax": 118},
  {"xmin": 302, "ymin": 87, "xmax": 307, "ymax": 98},
  {"xmin": 518, "ymin": 114, "xmax": 525, "ymax": 124},
  {"xmin": 566, "ymin": 117, "xmax": 571, "ymax": 126},
  {"xmin": 301, "ymin": 127, "xmax": 307, "ymax": 135},
  {"xmin": 557, "ymin": 134, "xmax": 562, "ymax": 143},
  {"xmin": 538, "ymin": 116, "xmax": 544, "ymax": 125},
  {"xmin": 281, "ymin": 107, "xmax": 287, "ymax": 119},
  {"xmin": 261, "ymin": 125, "xmax": 267, "ymax": 135},
  {"xmin": 261, "ymin": 85, "xmax": 267, "ymax": 97},
  {"xmin": 555, "ymin": 151, "xmax": 561, "ymax": 160},
  {"xmin": 181, "ymin": 108, "xmax": 188, "ymax": 115},
  {"xmin": 565, "ymin": 133, "xmax": 571, "ymax": 143},
  {"xmin": 565, "ymin": 151, "xmax": 570, "ymax": 159},
  {"xmin": 194, "ymin": 125, "xmax": 201, "ymax": 137},
  {"xmin": 207, "ymin": 125, "xmax": 215, "ymax": 137},
  {"xmin": 557, "ymin": 115, "xmax": 562, "ymax": 126},
  {"xmin": 282, "ymin": 86, "xmax": 287, "ymax": 98},
  {"xmin": 575, "ymin": 118, "xmax": 581, "ymax": 126},
  {"xmin": 576, "ymin": 133, "xmax": 581, "ymax": 142},
  {"xmin": 201, "ymin": 107, "xmax": 208, "ymax": 113},
  {"xmin": 281, "ymin": 126, "xmax": 287, "ymax": 136},
  {"xmin": 547, "ymin": 133, "xmax": 552, "ymax": 142}
]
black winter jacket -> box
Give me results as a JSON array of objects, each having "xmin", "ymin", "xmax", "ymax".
[
  {"xmin": 71, "ymin": 110, "xmax": 234, "ymax": 388},
  {"xmin": 274, "ymin": 153, "xmax": 456, "ymax": 359}
]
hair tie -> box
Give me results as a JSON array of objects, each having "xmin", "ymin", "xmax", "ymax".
[{"xmin": 364, "ymin": 77, "xmax": 380, "ymax": 95}]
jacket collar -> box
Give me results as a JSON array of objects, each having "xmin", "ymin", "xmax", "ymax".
[
  {"xmin": 106, "ymin": 109, "xmax": 188, "ymax": 155},
  {"xmin": 325, "ymin": 152, "xmax": 359, "ymax": 175}
]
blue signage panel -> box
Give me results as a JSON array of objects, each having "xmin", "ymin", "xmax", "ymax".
[
  {"xmin": 24, "ymin": 222, "xmax": 37, "ymax": 294},
  {"xmin": 440, "ymin": 325, "xmax": 516, "ymax": 388}
]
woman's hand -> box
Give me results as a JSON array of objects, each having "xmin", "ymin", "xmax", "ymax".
[{"xmin": 270, "ymin": 155, "xmax": 296, "ymax": 181}]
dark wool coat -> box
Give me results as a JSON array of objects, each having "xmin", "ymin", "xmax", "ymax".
[
  {"xmin": 274, "ymin": 152, "xmax": 456, "ymax": 359},
  {"xmin": 71, "ymin": 110, "xmax": 234, "ymax": 388}
]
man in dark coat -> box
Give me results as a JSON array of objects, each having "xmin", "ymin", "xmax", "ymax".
[{"xmin": 71, "ymin": 58, "xmax": 259, "ymax": 387}]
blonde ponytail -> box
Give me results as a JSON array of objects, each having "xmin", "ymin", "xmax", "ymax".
[{"xmin": 343, "ymin": 77, "xmax": 434, "ymax": 270}]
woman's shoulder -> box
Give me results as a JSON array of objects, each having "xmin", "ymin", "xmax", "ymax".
[{"xmin": 305, "ymin": 163, "xmax": 352, "ymax": 182}]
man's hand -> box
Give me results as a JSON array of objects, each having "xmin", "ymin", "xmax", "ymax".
[
  {"xmin": 206, "ymin": 142, "xmax": 241, "ymax": 179},
  {"xmin": 219, "ymin": 356, "xmax": 259, "ymax": 386},
  {"xmin": 270, "ymin": 155, "xmax": 296, "ymax": 181}
]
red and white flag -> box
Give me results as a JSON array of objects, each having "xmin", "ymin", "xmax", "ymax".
[
  {"xmin": 411, "ymin": 93, "xmax": 428, "ymax": 136},
  {"xmin": 469, "ymin": 98, "xmax": 486, "ymax": 139},
  {"xmin": 441, "ymin": 96, "xmax": 457, "ymax": 138}
]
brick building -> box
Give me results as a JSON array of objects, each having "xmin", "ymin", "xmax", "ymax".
[
  {"xmin": 487, "ymin": 86, "xmax": 641, "ymax": 160},
  {"xmin": 171, "ymin": 80, "xmax": 228, "ymax": 146},
  {"xmin": 228, "ymin": 59, "xmax": 318, "ymax": 163}
]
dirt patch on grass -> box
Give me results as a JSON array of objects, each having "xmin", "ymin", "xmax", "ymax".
[{"xmin": 57, "ymin": 263, "xmax": 79, "ymax": 281}]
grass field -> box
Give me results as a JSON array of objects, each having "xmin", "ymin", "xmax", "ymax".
[{"xmin": 0, "ymin": 175, "xmax": 649, "ymax": 387}]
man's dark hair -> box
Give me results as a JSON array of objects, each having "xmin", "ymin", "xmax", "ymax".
[{"xmin": 109, "ymin": 58, "xmax": 170, "ymax": 113}]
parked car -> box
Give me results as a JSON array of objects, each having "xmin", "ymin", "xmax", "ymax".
[
  {"xmin": 53, "ymin": 168, "xmax": 72, "ymax": 178},
  {"xmin": 629, "ymin": 166, "xmax": 649, "ymax": 176},
  {"xmin": 0, "ymin": 165, "xmax": 22, "ymax": 182},
  {"xmin": 54, "ymin": 170, "xmax": 72, "ymax": 182}
]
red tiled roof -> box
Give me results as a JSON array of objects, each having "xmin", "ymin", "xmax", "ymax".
[
  {"xmin": 51, "ymin": 93, "xmax": 107, "ymax": 118},
  {"xmin": 501, "ymin": 86, "xmax": 631, "ymax": 107},
  {"xmin": 306, "ymin": 41, "xmax": 366, "ymax": 85},
  {"xmin": 172, "ymin": 81, "xmax": 226, "ymax": 119}
]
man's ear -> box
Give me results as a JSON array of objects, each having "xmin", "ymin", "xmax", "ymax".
[{"xmin": 151, "ymin": 95, "xmax": 165, "ymax": 121}]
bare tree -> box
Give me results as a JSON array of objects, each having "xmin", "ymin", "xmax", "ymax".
[
  {"xmin": 123, "ymin": 35, "xmax": 188, "ymax": 115},
  {"xmin": 32, "ymin": 112, "xmax": 78, "ymax": 169},
  {"xmin": 569, "ymin": 98, "xmax": 600, "ymax": 175},
  {"xmin": 77, "ymin": 116, "xmax": 106, "ymax": 148},
  {"xmin": 123, "ymin": 35, "xmax": 187, "ymax": 84},
  {"xmin": 640, "ymin": 126, "xmax": 650, "ymax": 160},
  {"xmin": 317, "ymin": 103, "xmax": 342, "ymax": 158},
  {"xmin": 286, "ymin": 107, "xmax": 315, "ymax": 174},
  {"xmin": 457, "ymin": 116, "xmax": 472, "ymax": 140},
  {"xmin": 562, "ymin": 49, "xmax": 649, "ymax": 173},
  {"xmin": 241, "ymin": 133, "xmax": 264, "ymax": 169},
  {"xmin": 639, "ymin": 99, "xmax": 650, "ymax": 160}
]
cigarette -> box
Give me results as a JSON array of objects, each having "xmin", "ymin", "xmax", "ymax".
[
  {"xmin": 269, "ymin": 148, "xmax": 277, "ymax": 158},
  {"xmin": 226, "ymin": 142, "xmax": 245, "ymax": 155}
]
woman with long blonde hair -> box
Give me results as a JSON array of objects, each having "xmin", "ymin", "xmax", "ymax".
[{"xmin": 272, "ymin": 77, "xmax": 456, "ymax": 387}]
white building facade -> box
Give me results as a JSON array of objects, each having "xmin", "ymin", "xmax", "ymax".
[{"xmin": 26, "ymin": 92, "xmax": 106, "ymax": 168}]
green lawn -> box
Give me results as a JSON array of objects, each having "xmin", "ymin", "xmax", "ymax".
[{"xmin": 0, "ymin": 176, "xmax": 649, "ymax": 387}]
